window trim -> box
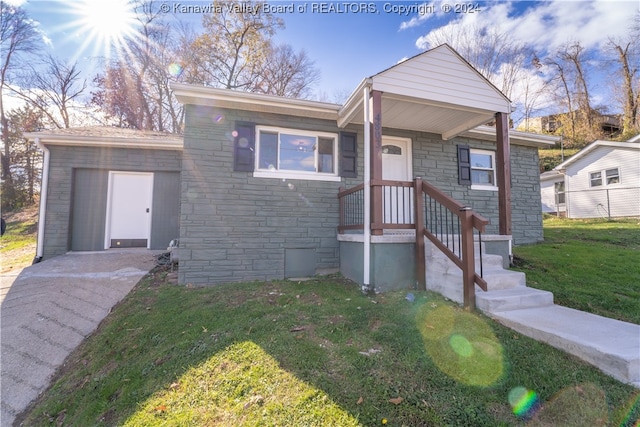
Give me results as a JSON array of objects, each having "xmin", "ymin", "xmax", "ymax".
[
  {"xmin": 469, "ymin": 148, "xmax": 498, "ymax": 191},
  {"xmin": 254, "ymin": 125, "xmax": 340, "ymax": 182}
]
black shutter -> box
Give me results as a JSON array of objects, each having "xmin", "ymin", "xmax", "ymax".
[
  {"xmin": 339, "ymin": 131, "xmax": 357, "ymax": 178},
  {"xmin": 458, "ymin": 144, "xmax": 471, "ymax": 185},
  {"xmin": 234, "ymin": 122, "xmax": 255, "ymax": 172}
]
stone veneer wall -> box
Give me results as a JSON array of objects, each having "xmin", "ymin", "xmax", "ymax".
[
  {"xmin": 178, "ymin": 104, "xmax": 544, "ymax": 285},
  {"xmin": 178, "ymin": 105, "xmax": 361, "ymax": 285}
]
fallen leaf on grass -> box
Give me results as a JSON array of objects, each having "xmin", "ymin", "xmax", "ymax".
[
  {"xmin": 357, "ymin": 396, "xmax": 364, "ymax": 405},
  {"xmin": 290, "ymin": 326, "xmax": 305, "ymax": 332},
  {"xmin": 154, "ymin": 405, "xmax": 167, "ymax": 412},
  {"xmin": 389, "ymin": 397, "xmax": 403, "ymax": 405}
]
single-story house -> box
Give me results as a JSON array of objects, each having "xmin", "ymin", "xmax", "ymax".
[
  {"xmin": 28, "ymin": 44, "xmax": 558, "ymax": 303},
  {"xmin": 540, "ymin": 138, "xmax": 640, "ymax": 218}
]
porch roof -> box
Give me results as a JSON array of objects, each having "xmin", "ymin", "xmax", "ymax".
[
  {"xmin": 338, "ymin": 44, "xmax": 513, "ymax": 140},
  {"xmin": 171, "ymin": 44, "xmax": 558, "ymax": 148}
]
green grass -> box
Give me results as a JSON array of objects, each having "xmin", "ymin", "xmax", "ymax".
[
  {"xmin": 513, "ymin": 216, "xmax": 640, "ymax": 324},
  {"xmin": 17, "ymin": 270, "xmax": 640, "ymax": 426},
  {"xmin": 0, "ymin": 208, "xmax": 38, "ymax": 272}
]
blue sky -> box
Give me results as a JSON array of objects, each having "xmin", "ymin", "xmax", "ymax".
[{"xmin": 7, "ymin": 0, "xmax": 640, "ymax": 113}]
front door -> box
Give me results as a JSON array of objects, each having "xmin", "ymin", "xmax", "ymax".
[
  {"xmin": 381, "ymin": 137, "xmax": 413, "ymax": 225},
  {"xmin": 105, "ymin": 171, "xmax": 153, "ymax": 248}
]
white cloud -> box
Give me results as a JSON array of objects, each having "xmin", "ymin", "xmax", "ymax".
[{"xmin": 414, "ymin": 0, "xmax": 638, "ymax": 54}]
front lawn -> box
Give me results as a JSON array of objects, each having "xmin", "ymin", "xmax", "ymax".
[
  {"xmin": 17, "ymin": 270, "xmax": 639, "ymax": 426},
  {"xmin": 512, "ymin": 216, "xmax": 640, "ymax": 324}
]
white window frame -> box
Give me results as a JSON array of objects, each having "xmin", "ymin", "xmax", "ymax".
[
  {"xmin": 253, "ymin": 126, "xmax": 341, "ymax": 182},
  {"xmin": 470, "ymin": 148, "xmax": 498, "ymax": 191},
  {"xmin": 589, "ymin": 167, "xmax": 620, "ymax": 188}
]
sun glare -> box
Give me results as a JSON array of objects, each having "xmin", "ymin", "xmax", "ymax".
[{"xmin": 71, "ymin": 0, "xmax": 139, "ymax": 60}]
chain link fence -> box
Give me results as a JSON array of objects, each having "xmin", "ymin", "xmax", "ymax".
[{"xmin": 560, "ymin": 187, "xmax": 640, "ymax": 219}]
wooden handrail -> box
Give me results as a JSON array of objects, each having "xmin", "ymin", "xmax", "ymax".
[{"xmin": 338, "ymin": 178, "xmax": 490, "ymax": 310}]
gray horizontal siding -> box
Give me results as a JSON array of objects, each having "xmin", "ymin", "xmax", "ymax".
[{"xmin": 43, "ymin": 145, "xmax": 181, "ymax": 259}]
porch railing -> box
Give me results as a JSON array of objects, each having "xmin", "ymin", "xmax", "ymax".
[{"xmin": 338, "ymin": 178, "xmax": 489, "ymax": 310}]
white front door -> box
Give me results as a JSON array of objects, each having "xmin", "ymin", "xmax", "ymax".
[
  {"xmin": 105, "ymin": 171, "xmax": 154, "ymax": 248},
  {"xmin": 381, "ymin": 137, "xmax": 413, "ymax": 225}
]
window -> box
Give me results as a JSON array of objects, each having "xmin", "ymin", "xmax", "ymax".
[
  {"xmin": 605, "ymin": 168, "xmax": 620, "ymax": 185},
  {"xmin": 554, "ymin": 181, "xmax": 565, "ymax": 205},
  {"xmin": 590, "ymin": 168, "xmax": 620, "ymax": 187},
  {"xmin": 470, "ymin": 149, "xmax": 497, "ymax": 190},
  {"xmin": 590, "ymin": 171, "xmax": 602, "ymax": 187},
  {"xmin": 254, "ymin": 126, "xmax": 339, "ymax": 181}
]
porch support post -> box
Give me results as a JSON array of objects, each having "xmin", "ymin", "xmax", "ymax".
[
  {"xmin": 414, "ymin": 178, "xmax": 426, "ymax": 288},
  {"xmin": 370, "ymin": 90, "xmax": 384, "ymax": 235},
  {"xmin": 363, "ymin": 85, "xmax": 372, "ymax": 289},
  {"xmin": 495, "ymin": 112, "xmax": 512, "ymax": 235}
]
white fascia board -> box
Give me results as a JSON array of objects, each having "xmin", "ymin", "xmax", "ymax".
[
  {"xmin": 172, "ymin": 83, "xmax": 340, "ymax": 120},
  {"xmin": 463, "ymin": 126, "xmax": 559, "ymax": 148},
  {"xmin": 555, "ymin": 140, "xmax": 640, "ymax": 170},
  {"xmin": 337, "ymin": 78, "xmax": 371, "ymax": 128},
  {"xmin": 23, "ymin": 133, "xmax": 183, "ymax": 150}
]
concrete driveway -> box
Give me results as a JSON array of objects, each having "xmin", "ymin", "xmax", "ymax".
[{"xmin": 1, "ymin": 250, "xmax": 157, "ymax": 427}]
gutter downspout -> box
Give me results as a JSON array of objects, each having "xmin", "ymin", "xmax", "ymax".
[
  {"xmin": 363, "ymin": 84, "xmax": 371, "ymax": 291},
  {"xmin": 34, "ymin": 137, "xmax": 49, "ymax": 263}
]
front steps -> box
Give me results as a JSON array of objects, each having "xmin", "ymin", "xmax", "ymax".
[
  {"xmin": 424, "ymin": 239, "xmax": 552, "ymax": 309},
  {"xmin": 424, "ymin": 238, "xmax": 640, "ymax": 388}
]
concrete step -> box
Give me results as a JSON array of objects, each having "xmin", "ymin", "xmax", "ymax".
[
  {"xmin": 488, "ymin": 305, "xmax": 640, "ymax": 388},
  {"xmin": 476, "ymin": 287, "xmax": 553, "ymax": 312}
]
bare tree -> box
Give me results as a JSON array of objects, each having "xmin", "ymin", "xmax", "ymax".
[
  {"xmin": 252, "ymin": 44, "xmax": 320, "ymax": 99},
  {"xmin": 421, "ymin": 24, "xmax": 534, "ymax": 101},
  {"xmin": 12, "ymin": 55, "xmax": 88, "ymax": 129},
  {"xmin": 544, "ymin": 41, "xmax": 605, "ymax": 146},
  {"xmin": 92, "ymin": 0, "xmax": 186, "ymax": 132},
  {"xmin": 0, "ymin": 2, "xmax": 42, "ymax": 187},
  {"xmin": 607, "ymin": 14, "xmax": 640, "ymax": 137}
]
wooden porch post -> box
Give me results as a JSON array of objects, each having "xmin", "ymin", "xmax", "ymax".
[
  {"xmin": 495, "ymin": 112, "xmax": 512, "ymax": 236},
  {"xmin": 371, "ymin": 90, "xmax": 384, "ymax": 235}
]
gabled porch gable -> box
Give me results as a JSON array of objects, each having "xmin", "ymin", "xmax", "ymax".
[{"xmin": 337, "ymin": 44, "xmax": 514, "ymax": 242}]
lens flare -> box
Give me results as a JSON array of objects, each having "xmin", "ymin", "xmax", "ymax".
[
  {"xmin": 416, "ymin": 304, "xmax": 504, "ymax": 387},
  {"xmin": 449, "ymin": 334, "xmax": 473, "ymax": 357},
  {"xmin": 168, "ymin": 63, "xmax": 183, "ymax": 78},
  {"xmin": 508, "ymin": 386, "xmax": 538, "ymax": 417}
]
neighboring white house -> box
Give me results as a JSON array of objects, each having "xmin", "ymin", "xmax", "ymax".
[
  {"xmin": 540, "ymin": 170, "xmax": 565, "ymax": 214},
  {"xmin": 541, "ymin": 138, "xmax": 640, "ymax": 218}
]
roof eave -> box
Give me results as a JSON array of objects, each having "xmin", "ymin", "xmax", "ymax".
[
  {"xmin": 171, "ymin": 83, "xmax": 341, "ymax": 121},
  {"xmin": 462, "ymin": 126, "xmax": 560, "ymax": 147},
  {"xmin": 24, "ymin": 133, "xmax": 184, "ymax": 150}
]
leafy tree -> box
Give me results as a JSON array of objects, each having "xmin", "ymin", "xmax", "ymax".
[
  {"xmin": 1, "ymin": 105, "xmax": 44, "ymax": 211},
  {"xmin": 187, "ymin": 0, "xmax": 284, "ymax": 90}
]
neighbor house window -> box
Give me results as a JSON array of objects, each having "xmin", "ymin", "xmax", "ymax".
[
  {"xmin": 605, "ymin": 168, "xmax": 620, "ymax": 185},
  {"xmin": 590, "ymin": 168, "xmax": 620, "ymax": 187},
  {"xmin": 254, "ymin": 126, "xmax": 339, "ymax": 181},
  {"xmin": 470, "ymin": 149, "xmax": 497, "ymax": 190},
  {"xmin": 554, "ymin": 181, "xmax": 565, "ymax": 205}
]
